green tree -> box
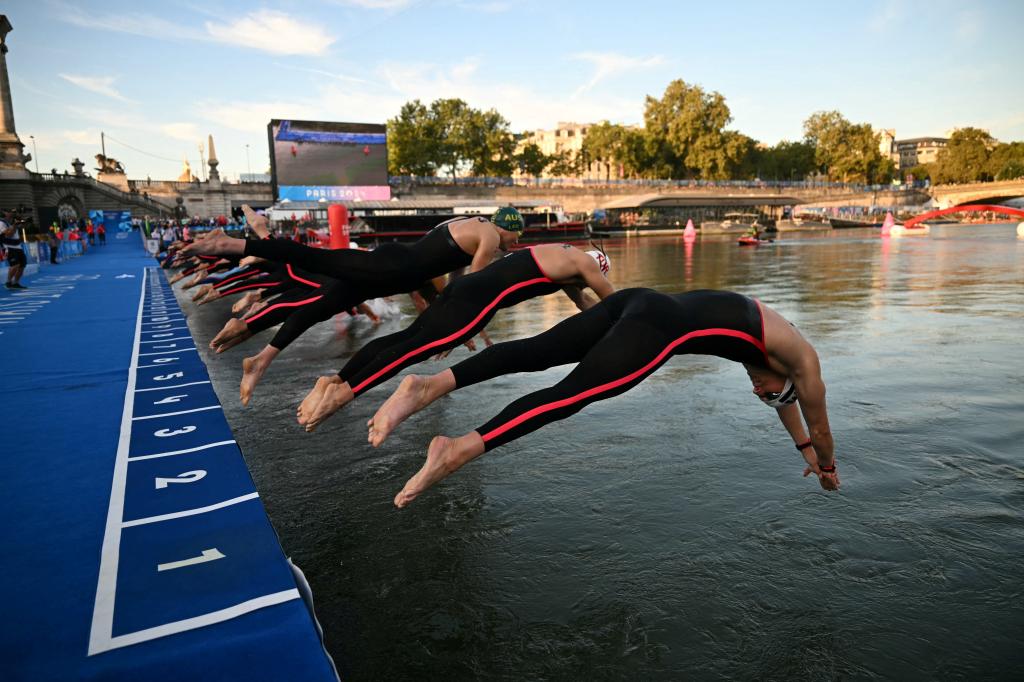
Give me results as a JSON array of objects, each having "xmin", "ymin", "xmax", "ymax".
[
  {"xmin": 429, "ymin": 98, "xmax": 472, "ymax": 179},
  {"xmin": 987, "ymin": 141, "xmax": 1024, "ymax": 180},
  {"xmin": 617, "ymin": 127, "xmax": 655, "ymax": 178},
  {"xmin": 755, "ymin": 140, "xmax": 817, "ymax": 180},
  {"xmin": 515, "ymin": 142, "xmax": 550, "ymax": 177},
  {"xmin": 931, "ymin": 127, "xmax": 995, "ymax": 183},
  {"xmin": 460, "ymin": 108, "xmax": 516, "ymax": 176},
  {"xmin": 581, "ymin": 121, "xmax": 629, "ymax": 180},
  {"xmin": 803, "ymin": 111, "xmax": 888, "ymax": 183},
  {"xmin": 904, "ymin": 163, "xmax": 932, "ymax": 182},
  {"xmin": 547, "ymin": 149, "xmax": 581, "ymax": 177},
  {"xmin": 643, "ymin": 79, "xmax": 734, "ymax": 178},
  {"xmin": 387, "ymin": 98, "xmax": 517, "ymax": 179},
  {"xmin": 386, "ymin": 100, "xmax": 440, "ymax": 176},
  {"xmin": 718, "ymin": 130, "xmax": 758, "ymax": 179}
]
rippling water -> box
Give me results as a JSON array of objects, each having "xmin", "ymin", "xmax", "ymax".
[{"xmin": 187, "ymin": 224, "xmax": 1024, "ymax": 680}]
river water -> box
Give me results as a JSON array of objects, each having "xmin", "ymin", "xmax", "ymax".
[{"xmin": 187, "ymin": 224, "xmax": 1024, "ymax": 680}]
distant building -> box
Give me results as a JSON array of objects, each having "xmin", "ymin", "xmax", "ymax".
[
  {"xmin": 878, "ymin": 129, "xmax": 898, "ymax": 165},
  {"xmin": 895, "ymin": 136, "xmax": 948, "ymax": 170},
  {"xmin": 516, "ymin": 122, "xmax": 606, "ymax": 179}
]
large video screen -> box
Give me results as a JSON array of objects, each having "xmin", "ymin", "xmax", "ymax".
[{"xmin": 268, "ymin": 119, "xmax": 390, "ymax": 202}]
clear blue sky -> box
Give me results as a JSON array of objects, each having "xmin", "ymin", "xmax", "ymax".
[{"xmin": 6, "ymin": 0, "xmax": 1023, "ymax": 180}]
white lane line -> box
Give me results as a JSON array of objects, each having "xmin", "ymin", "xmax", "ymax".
[
  {"xmin": 88, "ymin": 268, "xmax": 146, "ymax": 657},
  {"xmin": 129, "ymin": 439, "xmax": 236, "ymax": 462},
  {"xmin": 140, "ymin": 337, "xmax": 191, "ymax": 344},
  {"xmin": 121, "ymin": 492, "xmax": 259, "ymax": 528},
  {"xmin": 135, "ymin": 380, "xmax": 211, "ymax": 393},
  {"xmin": 142, "ymin": 319, "xmax": 184, "ymax": 326},
  {"xmin": 138, "ymin": 348, "xmax": 197, "ymax": 357},
  {"xmin": 97, "ymin": 590, "xmax": 300, "ymax": 654},
  {"xmin": 132, "ymin": 405, "xmax": 221, "ymax": 420},
  {"xmin": 136, "ymin": 362, "xmax": 194, "ymax": 369}
]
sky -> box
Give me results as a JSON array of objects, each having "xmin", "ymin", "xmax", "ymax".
[{"xmin": 5, "ymin": 0, "xmax": 1023, "ymax": 181}]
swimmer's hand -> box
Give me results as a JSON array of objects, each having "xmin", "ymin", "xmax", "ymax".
[{"xmin": 800, "ymin": 447, "xmax": 840, "ymax": 491}]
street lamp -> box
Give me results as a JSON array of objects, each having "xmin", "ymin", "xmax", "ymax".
[
  {"xmin": 29, "ymin": 134, "xmax": 38, "ymax": 172},
  {"xmin": 245, "ymin": 144, "xmax": 252, "ymax": 181}
]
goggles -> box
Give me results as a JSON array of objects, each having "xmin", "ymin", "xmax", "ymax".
[{"xmin": 759, "ymin": 377, "xmax": 798, "ymax": 408}]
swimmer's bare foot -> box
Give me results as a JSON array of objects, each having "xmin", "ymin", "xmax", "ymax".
[
  {"xmin": 182, "ymin": 271, "xmax": 206, "ymax": 289},
  {"xmin": 241, "ymin": 205, "xmax": 270, "ymax": 239},
  {"xmin": 168, "ymin": 270, "xmax": 188, "ymax": 284},
  {"xmin": 210, "ymin": 317, "xmax": 247, "ymax": 349},
  {"xmin": 213, "ymin": 328, "xmax": 252, "ymax": 354},
  {"xmin": 297, "ymin": 375, "xmax": 341, "ymax": 425},
  {"xmin": 242, "ymin": 300, "xmax": 268, "ymax": 318},
  {"xmin": 303, "ymin": 380, "xmax": 354, "ymax": 432},
  {"xmin": 232, "ymin": 291, "xmax": 261, "ymax": 314},
  {"xmin": 367, "ymin": 374, "xmax": 431, "ymax": 447},
  {"xmin": 239, "ymin": 346, "xmax": 278, "ymax": 406},
  {"xmin": 191, "ymin": 284, "xmax": 213, "ymax": 301},
  {"xmin": 197, "ymin": 289, "xmax": 220, "ymax": 305},
  {"xmin": 393, "ymin": 433, "xmax": 485, "ymax": 508}
]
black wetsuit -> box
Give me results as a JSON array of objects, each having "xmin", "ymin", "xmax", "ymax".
[
  {"xmin": 241, "ymin": 220, "xmax": 475, "ymax": 349},
  {"xmin": 337, "ymin": 247, "xmax": 564, "ymax": 396},
  {"xmin": 446, "ymin": 288, "xmax": 770, "ymax": 451}
]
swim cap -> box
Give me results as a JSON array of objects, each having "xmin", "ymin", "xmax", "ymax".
[
  {"xmin": 759, "ymin": 377, "xmax": 798, "ymax": 408},
  {"xmin": 586, "ymin": 249, "xmax": 611, "ymax": 275},
  {"xmin": 490, "ymin": 206, "xmax": 525, "ymax": 233}
]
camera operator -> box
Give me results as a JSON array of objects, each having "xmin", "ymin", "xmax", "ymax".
[{"xmin": 2, "ymin": 208, "xmax": 28, "ymax": 289}]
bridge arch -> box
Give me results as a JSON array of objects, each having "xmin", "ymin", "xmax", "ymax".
[
  {"xmin": 54, "ymin": 193, "xmax": 85, "ymax": 221},
  {"xmin": 904, "ymin": 204, "xmax": 1024, "ymax": 229}
]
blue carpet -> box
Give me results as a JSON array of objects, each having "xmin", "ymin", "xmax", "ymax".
[{"xmin": 1, "ymin": 233, "xmax": 337, "ymax": 681}]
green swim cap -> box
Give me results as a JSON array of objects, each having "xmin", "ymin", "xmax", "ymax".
[{"xmin": 490, "ymin": 206, "xmax": 525, "ymax": 233}]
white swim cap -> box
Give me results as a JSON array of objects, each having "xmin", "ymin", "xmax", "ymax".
[
  {"xmin": 758, "ymin": 377, "xmax": 798, "ymax": 408},
  {"xmin": 586, "ymin": 249, "xmax": 611, "ymax": 275}
]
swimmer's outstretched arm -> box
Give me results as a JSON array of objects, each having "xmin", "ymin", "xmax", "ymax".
[
  {"xmin": 560, "ymin": 285, "xmax": 598, "ymax": 311},
  {"xmin": 775, "ymin": 403, "xmax": 839, "ymax": 491}
]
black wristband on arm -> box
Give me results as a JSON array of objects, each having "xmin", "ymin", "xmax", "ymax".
[{"xmin": 795, "ymin": 440, "xmax": 814, "ymax": 451}]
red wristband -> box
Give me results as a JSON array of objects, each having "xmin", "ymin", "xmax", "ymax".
[
  {"xmin": 795, "ymin": 440, "xmax": 814, "ymax": 451},
  {"xmin": 818, "ymin": 463, "xmax": 837, "ymax": 473}
]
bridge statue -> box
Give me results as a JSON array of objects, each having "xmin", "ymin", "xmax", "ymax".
[{"xmin": 95, "ymin": 153, "xmax": 125, "ymax": 175}]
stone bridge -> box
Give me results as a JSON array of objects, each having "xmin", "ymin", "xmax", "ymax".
[
  {"xmin": 394, "ymin": 182, "xmax": 930, "ymax": 213},
  {"xmin": 928, "ymin": 179, "xmax": 1024, "ymax": 209},
  {"xmin": 0, "ymin": 171, "xmax": 178, "ymax": 229}
]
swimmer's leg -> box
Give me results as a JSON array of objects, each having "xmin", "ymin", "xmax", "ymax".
[{"xmin": 369, "ymin": 301, "xmax": 614, "ymax": 446}]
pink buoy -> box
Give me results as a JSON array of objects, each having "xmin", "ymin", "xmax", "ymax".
[
  {"xmin": 683, "ymin": 218, "xmax": 697, "ymax": 242},
  {"xmin": 880, "ymin": 211, "xmax": 894, "ymax": 237}
]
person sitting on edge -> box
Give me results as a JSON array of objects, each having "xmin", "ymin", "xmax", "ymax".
[
  {"xmin": 296, "ymin": 243, "xmax": 615, "ymax": 432},
  {"xmin": 182, "ymin": 205, "xmax": 528, "ymax": 405},
  {"xmin": 363, "ymin": 288, "xmax": 838, "ymax": 507}
]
